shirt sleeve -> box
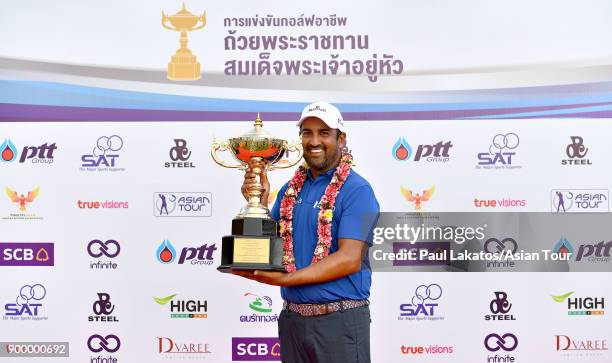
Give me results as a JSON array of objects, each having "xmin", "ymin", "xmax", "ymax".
[
  {"xmin": 270, "ymin": 183, "xmax": 289, "ymax": 222},
  {"xmin": 337, "ymin": 184, "xmax": 380, "ymax": 246}
]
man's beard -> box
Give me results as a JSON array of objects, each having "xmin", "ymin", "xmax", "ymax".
[{"xmin": 304, "ymin": 145, "xmax": 340, "ymax": 171}]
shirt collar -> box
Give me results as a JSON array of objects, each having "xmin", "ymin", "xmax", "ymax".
[{"xmin": 306, "ymin": 166, "xmax": 337, "ymax": 181}]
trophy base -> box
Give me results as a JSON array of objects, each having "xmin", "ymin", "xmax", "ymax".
[
  {"xmin": 217, "ymin": 263, "xmax": 286, "ymax": 273},
  {"xmin": 218, "ymin": 217, "xmax": 284, "ymax": 272},
  {"xmin": 168, "ymin": 54, "xmax": 201, "ymax": 81}
]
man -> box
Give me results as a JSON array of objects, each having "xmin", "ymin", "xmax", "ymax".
[{"xmin": 235, "ymin": 102, "xmax": 380, "ymax": 363}]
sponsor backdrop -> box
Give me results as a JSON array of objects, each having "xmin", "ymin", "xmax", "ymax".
[{"xmin": 1, "ymin": 0, "xmax": 611, "ymax": 362}]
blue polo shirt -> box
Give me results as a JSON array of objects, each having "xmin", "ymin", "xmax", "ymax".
[{"xmin": 271, "ymin": 167, "xmax": 380, "ymax": 304}]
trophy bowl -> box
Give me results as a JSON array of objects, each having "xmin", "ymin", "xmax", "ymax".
[{"xmin": 227, "ymin": 137, "xmax": 287, "ymax": 164}]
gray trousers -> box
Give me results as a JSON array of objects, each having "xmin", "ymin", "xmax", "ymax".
[{"xmin": 278, "ymin": 305, "xmax": 371, "ymax": 363}]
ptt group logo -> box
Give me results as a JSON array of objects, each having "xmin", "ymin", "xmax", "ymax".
[
  {"xmin": 392, "ymin": 138, "xmax": 452, "ymax": 163},
  {"xmin": 562, "ymin": 136, "xmax": 592, "ymax": 166},
  {"xmin": 154, "ymin": 192, "xmax": 211, "ymax": 217},
  {"xmin": 0, "ymin": 242, "xmax": 53, "ymax": 266},
  {"xmin": 156, "ymin": 239, "xmax": 217, "ymax": 266},
  {"xmin": 476, "ymin": 133, "xmax": 521, "ymax": 169},
  {"xmin": 87, "ymin": 239, "xmax": 121, "ymax": 270},
  {"xmin": 399, "ymin": 283, "xmax": 444, "ymax": 321},
  {"xmin": 484, "ymin": 333, "xmax": 518, "ymax": 362},
  {"xmin": 232, "ymin": 337, "xmax": 280, "ymax": 361},
  {"xmin": 550, "ymin": 291, "xmax": 605, "ymax": 316},
  {"xmin": 165, "ymin": 139, "xmax": 196, "ymax": 168},
  {"xmin": 153, "ymin": 294, "xmax": 208, "ymax": 319},
  {"xmin": 551, "ymin": 189, "xmax": 608, "ymax": 213},
  {"xmin": 0, "ymin": 138, "xmax": 57, "ymax": 165},
  {"xmin": 80, "ymin": 135, "xmax": 125, "ymax": 172},
  {"xmin": 552, "ymin": 237, "xmax": 611, "ymax": 263},
  {"xmin": 3, "ymin": 186, "xmax": 42, "ymax": 220},
  {"xmin": 3, "ymin": 284, "xmax": 48, "ymax": 321},
  {"xmin": 240, "ymin": 292, "xmax": 278, "ymax": 323}
]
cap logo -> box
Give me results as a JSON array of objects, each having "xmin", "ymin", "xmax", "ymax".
[{"xmin": 308, "ymin": 105, "xmax": 327, "ymax": 113}]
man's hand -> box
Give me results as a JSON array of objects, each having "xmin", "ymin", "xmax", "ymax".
[
  {"xmin": 241, "ymin": 159, "xmax": 270, "ymax": 204},
  {"xmin": 231, "ymin": 269, "xmax": 292, "ymax": 286}
]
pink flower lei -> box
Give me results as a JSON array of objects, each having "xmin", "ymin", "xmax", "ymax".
[{"xmin": 279, "ymin": 152, "xmax": 353, "ymax": 273}]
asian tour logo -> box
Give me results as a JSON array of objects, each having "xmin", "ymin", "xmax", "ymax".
[
  {"xmin": 154, "ymin": 192, "xmax": 211, "ymax": 217},
  {"xmin": 551, "ymin": 189, "xmax": 608, "ymax": 213},
  {"xmin": 399, "ymin": 283, "xmax": 444, "ymax": 321},
  {"xmin": 240, "ymin": 292, "xmax": 278, "ymax": 323}
]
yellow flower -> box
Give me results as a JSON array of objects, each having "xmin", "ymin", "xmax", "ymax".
[{"xmin": 322, "ymin": 209, "xmax": 333, "ymax": 220}]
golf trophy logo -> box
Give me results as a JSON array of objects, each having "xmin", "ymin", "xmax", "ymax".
[
  {"xmin": 212, "ymin": 114, "xmax": 303, "ymax": 272},
  {"xmin": 161, "ymin": 3, "xmax": 207, "ymax": 81}
]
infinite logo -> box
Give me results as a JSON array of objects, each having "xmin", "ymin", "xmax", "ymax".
[
  {"xmin": 400, "ymin": 186, "xmax": 435, "ymax": 211},
  {"xmin": 93, "ymin": 293, "xmax": 115, "ymax": 315},
  {"xmin": 484, "ymin": 238, "xmax": 518, "ymax": 254},
  {"xmin": 87, "ymin": 334, "xmax": 121, "ymax": 353},
  {"xmin": 87, "ymin": 240, "xmax": 121, "ymax": 258},
  {"xmin": 484, "ymin": 333, "xmax": 518, "ymax": 352}
]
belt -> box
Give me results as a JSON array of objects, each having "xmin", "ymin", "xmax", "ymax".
[{"xmin": 283, "ymin": 299, "xmax": 369, "ymax": 317}]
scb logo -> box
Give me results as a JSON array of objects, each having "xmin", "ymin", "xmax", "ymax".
[
  {"xmin": 232, "ymin": 338, "xmax": 280, "ymax": 361},
  {"xmin": 400, "ymin": 284, "xmax": 442, "ymax": 317},
  {"xmin": 81, "ymin": 136, "xmax": 123, "ymax": 167}
]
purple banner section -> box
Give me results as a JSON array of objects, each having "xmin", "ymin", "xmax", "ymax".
[
  {"xmin": 0, "ymin": 242, "xmax": 54, "ymax": 266},
  {"xmin": 3, "ymin": 102, "xmax": 612, "ymax": 122},
  {"xmin": 231, "ymin": 337, "xmax": 281, "ymax": 361},
  {"xmin": 392, "ymin": 242, "xmax": 450, "ymax": 266}
]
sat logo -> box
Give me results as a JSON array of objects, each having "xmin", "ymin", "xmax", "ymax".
[{"xmin": 81, "ymin": 135, "xmax": 123, "ymax": 168}]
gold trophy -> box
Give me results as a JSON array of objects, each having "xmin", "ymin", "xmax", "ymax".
[
  {"xmin": 162, "ymin": 3, "xmax": 206, "ymax": 81},
  {"xmin": 212, "ymin": 114, "xmax": 303, "ymax": 272}
]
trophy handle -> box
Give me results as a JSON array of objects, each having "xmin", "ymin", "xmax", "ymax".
[
  {"xmin": 211, "ymin": 138, "xmax": 245, "ymax": 169},
  {"xmin": 268, "ymin": 140, "xmax": 303, "ymax": 170},
  {"xmin": 192, "ymin": 11, "xmax": 207, "ymax": 30},
  {"xmin": 161, "ymin": 12, "xmax": 176, "ymax": 31}
]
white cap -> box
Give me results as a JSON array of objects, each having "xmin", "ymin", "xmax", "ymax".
[{"xmin": 296, "ymin": 101, "xmax": 346, "ymax": 133}]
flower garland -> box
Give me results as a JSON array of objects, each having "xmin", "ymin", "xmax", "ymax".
[{"xmin": 279, "ymin": 152, "xmax": 353, "ymax": 272}]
